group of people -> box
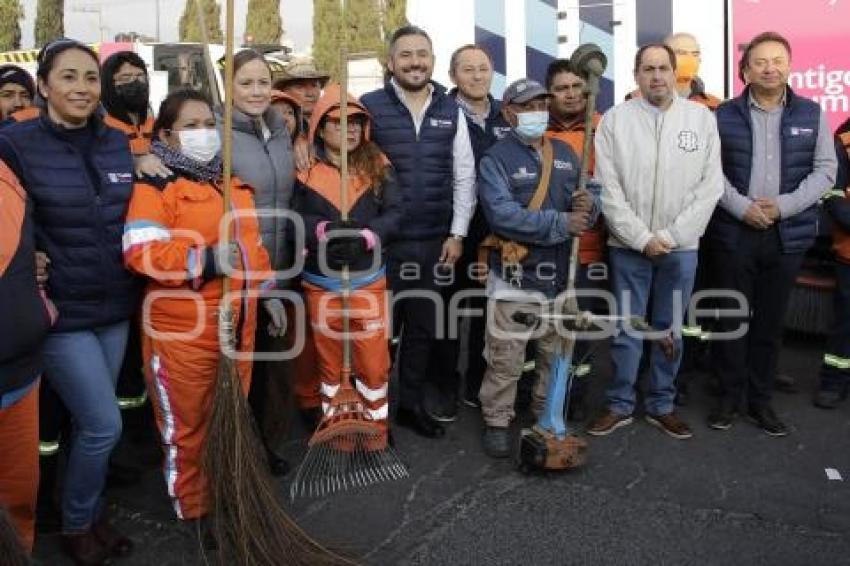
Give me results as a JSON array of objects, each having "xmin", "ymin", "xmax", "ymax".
[{"xmin": 0, "ymin": 23, "xmax": 847, "ymax": 565}]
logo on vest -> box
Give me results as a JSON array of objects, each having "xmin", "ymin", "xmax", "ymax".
[
  {"xmin": 790, "ymin": 127, "xmax": 814, "ymax": 136},
  {"xmin": 493, "ymin": 126, "xmax": 512, "ymax": 139},
  {"xmin": 429, "ymin": 118, "xmax": 453, "ymax": 128},
  {"xmin": 553, "ymin": 159, "xmax": 573, "ymax": 170},
  {"xmin": 678, "ymin": 130, "xmax": 699, "ymax": 152},
  {"xmin": 512, "ymin": 167, "xmax": 537, "ymax": 181},
  {"xmin": 107, "ymin": 172, "xmax": 133, "ymax": 184}
]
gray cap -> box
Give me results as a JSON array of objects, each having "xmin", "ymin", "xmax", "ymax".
[{"xmin": 502, "ymin": 78, "xmax": 552, "ymax": 105}]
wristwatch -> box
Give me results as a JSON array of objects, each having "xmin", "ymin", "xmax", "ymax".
[{"xmin": 449, "ymin": 234, "xmax": 464, "ymax": 241}]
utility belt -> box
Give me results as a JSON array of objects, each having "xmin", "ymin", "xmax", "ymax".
[{"xmin": 475, "ymin": 138, "xmax": 553, "ymax": 285}]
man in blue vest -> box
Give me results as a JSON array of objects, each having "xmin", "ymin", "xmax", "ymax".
[
  {"xmin": 445, "ymin": 44, "xmax": 511, "ymax": 413},
  {"xmin": 360, "ymin": 26, "xmax": 476, "ymax": 438},
  {"xmin": 705, "ymin": 32, "xmax": 837, "ymax": 436}
]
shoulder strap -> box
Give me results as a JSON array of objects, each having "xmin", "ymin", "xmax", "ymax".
[{"xmin": 527, "ymin": 138, "xmax": 553, "ymax": 211}]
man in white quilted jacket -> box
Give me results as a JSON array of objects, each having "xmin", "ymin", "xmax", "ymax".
[{"xmin": 587, "ymin": 43, "xmax": 723, "ymax": 440}]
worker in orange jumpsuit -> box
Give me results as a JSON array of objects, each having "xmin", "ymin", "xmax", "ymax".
[
  {"xmin": 294, "ymin": 85, "xmax": 402, "ymax": 440},
  {"xmin": 124, "ymin": 89, "xmax": 284, "ymax": 521},
  {"xmin": 544, "ymin": 57, "xmax": 605, "ymax": 422},
  {"xmin": 0, "ymin": 160, "xmax": 56, "ymax": 553}
]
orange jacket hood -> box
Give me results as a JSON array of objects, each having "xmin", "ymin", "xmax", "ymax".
[{"xmin": 307, "ymin": 83, "xmax": 372, "ymax": 145}]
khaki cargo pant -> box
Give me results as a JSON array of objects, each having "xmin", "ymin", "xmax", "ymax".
[{"xmin": 480, "ymin": 299, "xmax": 561, "ymax": 428}]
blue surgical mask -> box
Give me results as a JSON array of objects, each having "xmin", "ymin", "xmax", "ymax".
[{"xmin": 514, "ymin": 110, "xmax": 549, "ymax": 140}]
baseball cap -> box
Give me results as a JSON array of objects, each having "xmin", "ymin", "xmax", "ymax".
[{"xmin": 502, "ymin": 78, "xmax": 552, "ymax": 105}]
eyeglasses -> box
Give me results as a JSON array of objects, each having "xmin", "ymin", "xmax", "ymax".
[
  {"xmin": 325, "ymin": 119, "xmax": 364, "ymax": 131},
  {"xmin": 114, "ymin": 73, "xmax": 147, "ymax": 85}
]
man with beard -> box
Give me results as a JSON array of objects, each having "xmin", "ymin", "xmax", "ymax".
[
  {"xmin": 588, "ymin": 44, "xmax": 723, "ymax": 440},
  {"xmin": 360, "ymin": 26, "xmax": 476, "ymax": 438},
  {"xmin": 0, "ymin": 65, "xmax": 34, "ymax": 121}
]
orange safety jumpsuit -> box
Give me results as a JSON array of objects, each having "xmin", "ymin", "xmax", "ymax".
[
  {"xmin": 123, "ymin": 173, "xmax": 272, "ymax": 520},
  {"xmin": 294, "ymin": 86, "xmax": 402, "ymax": 439},
  {"xmin": 546, "ymin": 112, "xmax": 606, "ymax": 265},
  {"xmin": 0, "ymin": 160, "xmax": 55, "ymax": 552},
  {"xmin": 104, "ymin": 114, "xmax": 155, "ymax": 156}
]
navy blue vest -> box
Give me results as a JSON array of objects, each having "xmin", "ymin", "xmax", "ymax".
[
  {"xmin": 706, "ymin": 87, "xmax": 821, "ymax": 254},
  {"xmin": 0, "ymin": 198, "xmax": 50, "ymax": 396},
  {"xmin": 484, "ymin": 134, "xmax": 580, "ymax": 297},
  {"xmin": 361, "ymin": 81, "xmax": 458, "ymax": 240},
  {"xmin": 450, "ymin": 91, "xmax": 511, "ymax": 251},
  {"xmin": 0, "ymin": 113, "xmax": 141, "ymax": 331}
]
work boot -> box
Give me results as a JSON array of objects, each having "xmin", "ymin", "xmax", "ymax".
[
  {"xmin": 813, "ymin": 388, "xmax": 847, "ymax": 410},
  {"xmin": 395, "ymin": 406, "xmax": 445, "ymax": 438},
  {"xmin": 61, "ymin": 530, "xmax": 111, "ymax": 566},
  {"xmin": 92, "ymin": 513, "xmax": 134, "ymax": 557},
  {"xmin": 645, "ymin": 412, "xmax": 693, "ymax": 440},
  {"xmin": 586, "ymin": 410, "xmax": 633, "ymax": 436},
  {"xmin": 425, "ymin": 389, "xmax": 458, "ymax": 423},
  {"xmin": 482, "ymin": 426, "xmax": 510, "ymax": 458},
  {"xmin": 774, "ymin": 373, "xmax": 799, "ymax": 394},
  {"xmin": 708, "ymin": 398, "xmax": 738, "ymax": 431},
  {"xmin": 747, "ymin": 405, "xmax": 789, "ymax": 437}
]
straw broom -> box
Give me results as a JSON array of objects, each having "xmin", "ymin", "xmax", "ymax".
[
  {"xmin": 199, "ymin": 1, "xmax": 353, "ymax": 563},
  {"xmin": 289, "ymin": 0, "xmax": 408, "ymax": 500}
]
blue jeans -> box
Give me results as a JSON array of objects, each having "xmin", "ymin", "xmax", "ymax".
[
  {"xmin": 607, "ymin": 248, "xmax": 697, "ymax": 416},
  {"xmin": 42, "ymin": 320, "xmax": 129, "ymax": 533}
]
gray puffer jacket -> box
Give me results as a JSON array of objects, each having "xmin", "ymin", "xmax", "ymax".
[{"xmin": 225, "ymin": 107, "xmax": 295, "ymax": 272}]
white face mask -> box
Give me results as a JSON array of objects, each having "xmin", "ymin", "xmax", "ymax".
[{"xmin": 177, "ymin": 128, "xmax": 221, "ymax": 163}]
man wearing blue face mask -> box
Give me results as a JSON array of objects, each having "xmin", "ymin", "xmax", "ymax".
[{"xmin": 476, "ymin": 78, "xmax": 598, "ymax": 458}]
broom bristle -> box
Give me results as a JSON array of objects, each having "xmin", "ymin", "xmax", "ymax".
[{"xmin": 203, "ymin": 355, "xmax": 352, "ymax": 565}]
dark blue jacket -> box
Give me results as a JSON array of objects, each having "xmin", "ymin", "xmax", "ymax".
[
  {"xmin": 478, "ymin": 133, "xmax": 597, "ymax": 297},
  {"xmin": 706, "ymin": 86, "xmax": 821, "ymax": 254},
  {"xmin": 360, "ymin": 81, "xmax": 458, "ymax": 241},
  {"xmin": 450, "ymin": 90, "xmax": 512, "ymax": 255},
  {"xmin": 0, "ymin": 112, "xmax": 141, "ymax": 331}
]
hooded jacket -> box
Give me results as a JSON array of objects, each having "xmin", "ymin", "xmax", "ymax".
[
  {"xmin": 294, "ymin": 85, "xmax": 403, "ymax": 280},
  {"xmin": 595, "ymin": 96, "xmax": 724, "ymax": 252},
  {"xmin": 225, "ymin": 106, "xmax": 295, "ymax": 274}
]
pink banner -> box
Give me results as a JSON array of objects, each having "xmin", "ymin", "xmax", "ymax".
[{"xmin": 732, "ymin": 0, "xmax": 850, "ymax": 131}]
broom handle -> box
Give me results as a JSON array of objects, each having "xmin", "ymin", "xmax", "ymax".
[
  {"xmin": 562, "ymin": 74, "xmax": 599, "ymax": 354},
  {"xmin": 194, "ymin": 1, "xmax": 222, "ymax": 111},
  {"xmin": 221, "ymin": 0, "xmax": 235, "ymax": 301},
  {"xmin": 339, "ymin": 0, "xmax": 352, "ymax": 381}
]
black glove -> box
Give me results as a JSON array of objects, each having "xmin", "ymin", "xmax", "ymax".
[
  {"xmin": 326, "ymin": 235, "xmax": 368, "ymax": 269},
  {"xmin": 326, "ymin": 219, "xmax": 363, "ymax": 234}
]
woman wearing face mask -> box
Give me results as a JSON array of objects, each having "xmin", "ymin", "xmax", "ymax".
[
  {"xmin": 101, "ymin": 51, "xmax": 154, "ymax": 155},
  {"xmin": 294, "ymin": 85, "xmax": 402, "ymax": 445},
  {"xmin": 123, "ymin": 89, "xmax": 281, "ymax": 524},
  {"xmin": 0, "ymin": 38, "xmax": 141, "ymax": 565},
  {"xmin": 226, "ymin": 49, "xmax": 296, "ymax": 476}
]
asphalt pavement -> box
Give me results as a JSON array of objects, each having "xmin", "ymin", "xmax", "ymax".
[{"xmin": 33, "ymin": 333, "xmax": 850, "ymax": 565}]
